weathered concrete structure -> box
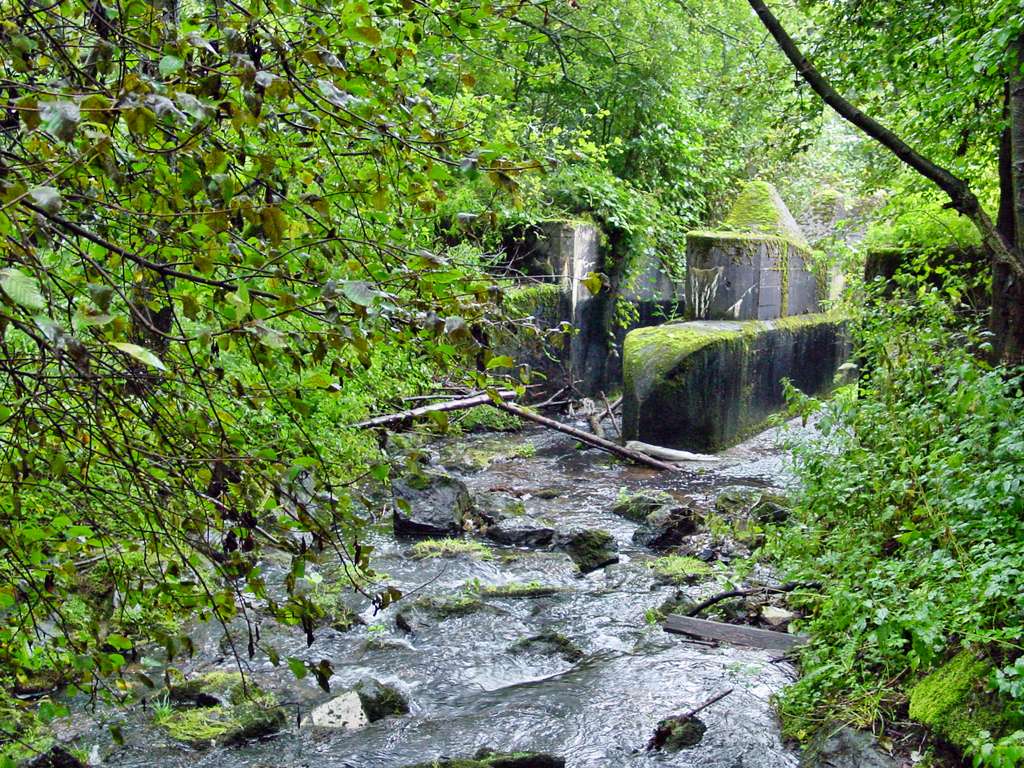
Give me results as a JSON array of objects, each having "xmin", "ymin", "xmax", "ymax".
[
  {"xmin": 622, "ymin": 314, "xmax": 850, "ymax": 452},
  {"xmin": 497, "ymin": 221, "xmax": 683, "ymax": 395},
  {"xmin": 686, "ymin": 182, "xmax": 820, "ymax": 321}
]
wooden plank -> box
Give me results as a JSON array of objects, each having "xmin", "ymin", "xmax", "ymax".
[{"xmin": 664, "ymin": 614, "xmax": 808, "ymax": 652}]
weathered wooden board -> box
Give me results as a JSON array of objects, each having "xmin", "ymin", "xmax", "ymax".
[{"xmin": 664, "ymin": 614, "xmax": 808, "ymax": 652}]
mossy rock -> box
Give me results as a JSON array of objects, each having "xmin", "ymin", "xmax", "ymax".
[
  {"xmin": 649, "ymin": 715, "xmax": 707, "ymax": 751},
  {"xmin": 908, "ymin": 650, "xmax": 1008, "ymax": 751},
  {"xmin": 354, "ymin": 678, "xmax": 409, "ymax": 722},
  {"xmin": 401, "ymin": 749, "xmax": 565, "ymax": 768},
  {"xmin": 480, "ymin": 582, "xmax": 562, "ymax": 599},
  {"xmin": 510, "ymin": 631, "xmax": 584, "ymax": 662},
  {"xmin": 554, "ymin": 528, "xmax": 618, "ymax": 573},
  {"xmin": 715, "ymin": 486, "xmax": 789, "ymax": 523},
  {"xmin": 329, "ymin": 604, "xmax": 365, "ymax": 633},
  {"xmin": 413, "ymin": 593, "xmax": 486, "ymax": 619},
  {"xmin": 612, "ymin": 489, "xmax": 675, "ymax": 522},
  {"xmin": 156, "ymin": 673, "xmax": 284, "ymax": 748},
  {"xmin": 410, "ymin": 538, "xmax": 493, "ymax": 560}
]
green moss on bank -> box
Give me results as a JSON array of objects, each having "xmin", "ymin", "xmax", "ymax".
[{"xmin": 908, "ymin": 650, "xmax": 1008, "ymax": 751}]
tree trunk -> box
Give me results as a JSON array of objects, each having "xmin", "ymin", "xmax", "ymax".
[
  {"xmin": 745, "ymin": 0, "xmax": 1024, "ymax": 364},
  {"xmin": 998, "ymin": 34, "xmax": 1024, "ymax": 365}
]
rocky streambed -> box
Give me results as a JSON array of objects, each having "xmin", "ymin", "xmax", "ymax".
[{"xmin": 49, "ymin": 419, "xmax": 814, "ymax": 768}]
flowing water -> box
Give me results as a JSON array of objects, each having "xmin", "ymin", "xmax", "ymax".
[{"xmin": 71, "ymin": 421, "xmax": 805, "ymax": 768}]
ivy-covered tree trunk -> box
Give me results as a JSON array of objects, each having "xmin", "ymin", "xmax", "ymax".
[{"xmin": 999, "ymin": 35, "xmax": 1024, "ymax": 365}]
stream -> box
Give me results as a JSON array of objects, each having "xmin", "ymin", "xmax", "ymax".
[{"xmin": 66, "ymin": 419, "xmax": 806, "ymax": 768}]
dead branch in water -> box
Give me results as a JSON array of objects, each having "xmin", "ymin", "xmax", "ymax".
[
  {"xmin": 685, "ymin": 581, "xmax": 822, "ymax": 617},
  {"xmin": 493, "ymin": 401, "xmax": 678, "ymax": 471}
]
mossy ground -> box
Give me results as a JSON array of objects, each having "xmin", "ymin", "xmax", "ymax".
[
  {"xmin": 908, "ymin": 650, "xmax": 1008, "ymax": 751},
  {"xmin": 410, "ymin": 538, "xmax": 493, "ymax": 560}
]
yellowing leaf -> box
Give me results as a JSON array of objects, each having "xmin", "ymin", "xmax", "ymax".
[{"xmin": 110, "ymin": 342, "xmax": 166, "ymax": 370}]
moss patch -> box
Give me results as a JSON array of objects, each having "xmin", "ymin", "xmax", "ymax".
[
  {"xmin": 410, "ymin": 538, "xmax": 493, "ymax": 560},
  {"xmin": 648, "ymin": 555, "xmax": 710, "ymax": 584},
  {"xmin": 459, "ymin": 405, "xmax": 523, "ymax": 433},
  {"xmin": 504, "ymin": 283, "xmax": 563, "ymax": 319},
  {"xmin": 156, "ymin": 673, "xmax": 284, "ymax": 748},
  {"xmin": 721, "ymin": 180, "xmax": 809, "ymax": 250},
  {"xmin": 908, "ymin": 650, "xmax": 1007, "ymax": 751}
]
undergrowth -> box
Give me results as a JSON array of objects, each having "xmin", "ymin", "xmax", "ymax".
[{"xmin": 770, "ymin": 275, "xmax": 1024, "ymax": 765}]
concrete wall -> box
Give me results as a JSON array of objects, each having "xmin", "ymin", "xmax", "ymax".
[
  {"xmin": 622, "ymin": 314, "xmax": 850, "ymax": 452},
  {"xmin": 686, "ymin": 233, "xmax": 820, "ymax": 321}
]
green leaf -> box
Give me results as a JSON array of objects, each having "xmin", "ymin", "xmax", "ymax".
[
  {"xmin": 287, "ymin": 657, "xmax": 307, "ymax": 679},
  {"xmin": 105, "ymin": 634, "xmax": 133, "ymax": 650},
  {"xmin": 581, "ymin": 271, "xmax": 604, "ymax": 296},
  {"xmin": 486, "ymin": 355, "xmax": 514, "ymax": 369},
  {"xmin": 0, "ymin": 268, "xmax": 46, "ymax": 310},
  {"xmin": 158, "ymin": 55, "xmax": 184, "ymax": 77},
  {"xmin": 40, "ymin": 100, "xmax": 80, "ymax": 141},
  {"xmin": 110, "ymin": 342, "xmax": 166, "ymax": 370},
  {"xmin": 353, "ymin": 26, "xmax": 382, "ymax": 45}
]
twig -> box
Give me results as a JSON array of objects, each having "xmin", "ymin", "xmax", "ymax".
[
  {"xmin": 646, "ymin": 688, "xmax": 734, "ymax": 751},
  {"xmin": 686, "ymin": 581, "xmax": 821, "ymax": 617},
  {"xmin": 351, "ymin": 391, "xmax": 517, "ymax": 429}
]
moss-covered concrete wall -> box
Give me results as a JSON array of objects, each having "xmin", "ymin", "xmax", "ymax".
[
  {"xmin": 686, "ymin": 182, "xmax": 820, "ymax": 322},
  {"xmin": 622, "ymin": 314, "xmax": 850, "ymax": 452}
]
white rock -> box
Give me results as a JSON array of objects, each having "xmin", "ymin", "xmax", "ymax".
[
  {"xmin": 305, "ymin": 692, "xmax": 368, "ymax": 730},
  {"xmin": 760, "ymin": 605, "xmax": 796, "ymax": 627}
]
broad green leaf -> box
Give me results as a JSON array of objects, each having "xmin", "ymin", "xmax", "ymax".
[
  {"xmin": 0, "ymin": 268, "xmax": 45, "ymax": 310},
  {"xmin": 158, "ymin": 55, "xmax": 184, "ymax": 77},
  {"xmin": 110, "ymin": 342, "xmax": 166, "ymax": 370}
]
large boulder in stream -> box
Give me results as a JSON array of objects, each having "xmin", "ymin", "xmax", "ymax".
[
  {"xmin": 392, "ymin": 471, "xmax": 472, "ymax": 537},
  {"xmin": 554, "ymin": 528, "xmax": 618, "ymax": 573},
  {"xmin": 612, "ymin": 489, "xmax": 677, "ymax": 522}
]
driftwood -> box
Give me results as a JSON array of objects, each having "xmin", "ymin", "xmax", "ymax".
[
  {"xmin": 587, "ymin": 412, "xmax": 605, "ymax": 440},
  {"xmin": 352, "ymin": 391, "xmax": 517, "ymax": 429},
  {"xmin": 685, "ymin": 581, "xmax": 821, "ymax": 617},
  {"xmin": 625, "ymin": 440, "xmax": 718, "ymax": 463},
  {"xmin": 664, "ymin": 615, "xmax": 808, "ymax": 652},
  {"xmin": 493, "ymin": 401, "xmax": 678, "ymax": 472},
  {"xmin": 600, "ymin": 394, "xmax": 620, "ymax": 439},
  {"xmin": 646, "ymin": 688, "xmax": 734, "ymax": 751}
]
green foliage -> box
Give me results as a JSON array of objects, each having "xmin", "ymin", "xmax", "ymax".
[
  {"xmin": 770, "ymin": 276, "xmax": 1024, "ymax": 763},
  {"xmin": 865, "ymin": 196, "xmax": 983, "ymax": 252}
]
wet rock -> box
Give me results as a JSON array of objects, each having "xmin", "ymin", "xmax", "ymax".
[
  {"xmin": 510, "ymin": 631, "xmax": 584, "ymax": 662},
  {"xmin": 395, "ymin": 609, "xmax": 427, "ymax": 634},
  {"xmin": 26, "ymin": 747, "xmax": 84, "ymax": 768},
  {"xmin": 648, "ymin": 715, "xmax": 707, "ymax": 751},
  {"xmin": 392, "ymin": 471, "xmax": 472, "ymax": 538},
  {"xmin": 355, "ymin": 678, "xmax": 410, "ymax": 722},
  {"xmin": 473, "ymin": 491, "xmax": 526, "ymax": 526},
  {"xmin": 305, "ymin": 691, "xmax": 368, "ymax": 730},
  {"xmin": 657, "ymin": 591, "xmax": 697, "ymax": 618},
  {"xmin": 632, "ymin": 504, "xmax": 700, "ymax": 550},
  {"xmin": 555, "ymin": 528, "xmax": 619, "ymax": 573},
  {"xmin": 530, "ymin": 487, "xmax": 564, "ymax": 499},
  {"xmin": 401, "ymin": 751, "xmax": 565, "ymax": 768},
  {"xmin": 486, "ymin": 515, "xmax": 556, "ymax": 547},
  {"xmin": 802, "ymin": 727, "xmax": 897, "ymax": 768},
  {"xmin": 612, "ymin": 489, "xmax": 676, "ymax": 522}
]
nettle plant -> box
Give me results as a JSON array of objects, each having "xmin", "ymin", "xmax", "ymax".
[{"xmin": 0, "ymin": 0, "xmax": 541, "ymax": 728}]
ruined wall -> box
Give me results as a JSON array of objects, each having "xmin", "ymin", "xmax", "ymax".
[{"xmin": 622, "ymin": 314, "xmax": 850, "ymax": 452}]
